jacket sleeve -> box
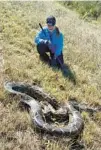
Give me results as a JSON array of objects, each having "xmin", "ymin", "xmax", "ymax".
[
  {"xmin": 55, "ymin": 33, "xmax": 64, "ymax": 57},
  {"xmin": 34, "ymin": 30, "xmax": 46, "ymax": 44}
]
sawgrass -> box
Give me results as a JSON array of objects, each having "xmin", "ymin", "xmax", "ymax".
[{"xmin": 0, "ymin": 1, "xmax": 101, "ymax": 150}]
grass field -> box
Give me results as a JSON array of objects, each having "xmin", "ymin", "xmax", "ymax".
[{"xmin": 0, "ymin": 1, "xmax": 101, "ymax": 150}]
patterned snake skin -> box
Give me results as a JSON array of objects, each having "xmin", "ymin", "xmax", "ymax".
[{"xmin": 4, "ymin": 82, "xmax": 85, "ymax": 137}]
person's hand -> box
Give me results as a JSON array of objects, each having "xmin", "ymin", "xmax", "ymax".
[
  {"xmin": 44, "ymin": 40, "xmax": 51, "ymax": 45},
  {"xmin": 40, "ymin": 39, "xmax": 53, "ymax": 50},
  {"xmin": 39, "ymin": 39, "xmax": 50, "ymax": 45}
]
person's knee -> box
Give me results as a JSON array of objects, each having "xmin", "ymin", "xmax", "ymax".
[{"xmin": 37, "ymin": 43, "xmax": 47, "ymax": 55}]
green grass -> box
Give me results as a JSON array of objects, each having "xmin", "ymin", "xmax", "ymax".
[
  {"xmin": 0, "ymin": 1, "xmax": 101, "ymax": 150},
  {"xmin": 60, "ymin": 1, "xmax": 101, "ymax": 21}
]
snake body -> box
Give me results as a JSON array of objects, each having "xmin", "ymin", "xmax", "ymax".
[{"xmin": 4, "ymin": 82, "xmax": 84, "ymax": 137}]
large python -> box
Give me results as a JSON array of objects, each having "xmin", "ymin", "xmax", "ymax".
[{"xmin": 4, "ymin": 82, "xmax": 86, "ymax": 137}]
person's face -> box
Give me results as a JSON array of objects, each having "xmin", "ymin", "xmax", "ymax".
[{"xmin": 47, "ymin": 24, "xmax": 55, "ymax": 32}]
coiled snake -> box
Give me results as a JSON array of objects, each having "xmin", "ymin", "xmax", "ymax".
[{"xmin": 4, "ymin": 82, "xmax": 100, "ymax": 138}]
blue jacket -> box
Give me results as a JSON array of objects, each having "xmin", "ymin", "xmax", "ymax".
[{"xmin": 34, "ymin": 26, "xmax": 63, "ymax": 57}]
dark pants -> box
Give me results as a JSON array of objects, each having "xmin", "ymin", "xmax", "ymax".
[{"xmin": 37, "ymin": 43, "xmax": 64, "ymax": 67}]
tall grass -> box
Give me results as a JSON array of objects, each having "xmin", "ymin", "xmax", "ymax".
[{"xmin": 61, "ymin": 1, "xmax": 101, "ymax": 21}]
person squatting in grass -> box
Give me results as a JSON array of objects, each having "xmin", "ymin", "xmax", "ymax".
[{"xmin": 34, "ymin": 16, "xmax": 64, "ymax": 68}]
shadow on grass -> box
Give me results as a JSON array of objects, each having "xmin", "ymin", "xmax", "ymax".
[
  {"xmin": 70, "ymin": 141, "xmax": 85, "ymax": 150},
  {"xmin": 61, "ymin": 64, "xmax": 76, "ymax": 84},
  {"xmin": 51, "ymin": 63, "xmax": 76, "ymax": 85},
  {"xmin": 38, "ymin": 55, "xmax": 76, "ymax": 85}
]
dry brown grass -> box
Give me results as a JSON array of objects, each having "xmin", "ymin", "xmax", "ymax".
[{"xmin": 0, "ymin": 1, "xmax": 101, "ymax": 150}]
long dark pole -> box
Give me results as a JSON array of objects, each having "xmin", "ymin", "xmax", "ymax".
[{"xmin": 39, "ymin": 23, "xmax": 64, "ymax": 69}]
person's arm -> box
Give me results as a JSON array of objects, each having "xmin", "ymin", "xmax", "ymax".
[
  {"xmin": 54, "ymin": 33, "xmax": 64, "ymax": 58},
  {"xmin": 34, "ymin": 29, "xmax": 46, "ymax": 44}
]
